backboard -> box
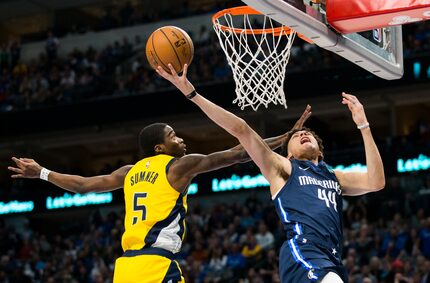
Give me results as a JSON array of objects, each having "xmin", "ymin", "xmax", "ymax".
[{"xmin": 241, "ymin": 0, "xmax": 404, "ymax": 80}]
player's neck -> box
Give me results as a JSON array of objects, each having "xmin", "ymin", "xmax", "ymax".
[{"xmin": 296, "ymin": 157, "xmax": 319, "ymax": 165}]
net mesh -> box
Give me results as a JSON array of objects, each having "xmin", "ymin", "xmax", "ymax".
[{"xmin": 213, "ymin": 10, "xmax": 296, "ymax": 110}]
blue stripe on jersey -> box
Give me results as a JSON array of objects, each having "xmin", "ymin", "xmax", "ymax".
[
  {"xmin": 162, "ymin": 261, "xmax": 182, "ymax": 283},
  {"xmin": 144, "ymin": 194, "xmax": 184, "ymax": 247},
  {"xmin": 274, "ymin": 159, "xmax": 343, "ymax": 249},
  {"xmin": 288, "ymin": 238, "xmax": 319, "ymax": 280},
  {"xmin": 165, "ymin": 158, "xmax": 177, "ymax": 174},
  {"xmin": 294, "ymin": 223, "xmax": 303, "ymax": 235},
  {"xmin": 123, "ymin": 246, "xmax": 175, "ymax": 259},
  {"xmin": 277, "ymin": 198, "xmax": 290, "ymax": 223}
]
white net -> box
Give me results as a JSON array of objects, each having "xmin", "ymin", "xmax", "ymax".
[{"xmin": 213, "ymin": 9, "xmax": 296, "ymax": 110}]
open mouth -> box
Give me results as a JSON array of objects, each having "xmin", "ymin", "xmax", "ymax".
[{"xmin": 300, "ymin": 137, "xmax": 311, "ymax": 144}]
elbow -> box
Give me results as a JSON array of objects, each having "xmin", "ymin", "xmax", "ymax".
[
  {"xmin": 73, "ymin": 178, "xmax": 91, "ymax": 194},
  {"xmin": 79, "ymin": 187, "xmax": 93, "ymax": 194},
  {"xmin": 366, "ymin": 170, "xmax": 385, "ymax": 192},
  {"xmin": 72, "ymin": 186, "xmax": 87, "ymax": 194},
  {"xmin": 369, "ymin": 179, "xmax": 385, "ymax": 192}
]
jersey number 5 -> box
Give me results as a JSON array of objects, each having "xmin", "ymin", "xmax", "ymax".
[{"xmin": 133, "ymin": 193, "xmax": 147, "ymax": 225}]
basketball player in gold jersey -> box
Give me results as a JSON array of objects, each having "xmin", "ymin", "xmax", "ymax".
[{"xmin": 8, "ymin": 109, "xmax": 311, "ymax": 282}]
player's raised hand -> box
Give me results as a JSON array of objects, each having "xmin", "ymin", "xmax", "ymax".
[
  {"xmin": 292, "ymin": 104, "xmax": 312, "ymax": 130},
  {"xmin": 341, "ymin": 92, "xmax": 369, "ymax": 128},
  {"xmin": 8, "ymin": 157, "xmax": 43, "ymax": 179},
  {"xmin": 156, "ymin": 64, "xmax": 195, "ymax": 97}
]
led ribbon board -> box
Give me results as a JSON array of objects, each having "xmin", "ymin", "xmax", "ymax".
[
  {"xmin": 398, "ymin": 154, "xmax": 430, "ymax": 173},
  {"xmin": 46, "ymin": 192, "xmax": 113, "ymax": 210},
  {"xmin": 0, "ymin": 200, "xmax": 34, "ymax": 215}
]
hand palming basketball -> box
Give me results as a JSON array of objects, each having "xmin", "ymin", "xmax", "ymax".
[
  {"xmin": 156, "ymin": 64, "xmax": 195, "ymax": 97},
  {"xmin": 146, "ymin": 26, "xmax": 194, "ymax": 74}
]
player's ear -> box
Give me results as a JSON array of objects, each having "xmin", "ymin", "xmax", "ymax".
[
  {"xmin": 154, "ymin": 144, "xmax": 165, "ymax": 154},
  {"xmin": 318, "ymin": 151, "xmax": 324, "ymax": 161}
]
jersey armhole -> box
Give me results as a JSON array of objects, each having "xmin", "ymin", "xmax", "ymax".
[
  {"xmin": 166, "ymin": 157, "xmax": 177, "ymax": 174},
  {"xmin": 271, "ymin": 159, "xmax": 296, "ymax": 200},
  {"xmin": 165, "ymin": 158, "xmax": 187, "ymax": 195}
]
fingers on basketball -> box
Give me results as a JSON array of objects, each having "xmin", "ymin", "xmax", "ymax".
[
  {"xmin": 167, "ymin": 64, "xmax": 178, "ymax": 76},
  {"xmin": 146, "ymin": 26, "xmax": 194, "ymax": 74}
]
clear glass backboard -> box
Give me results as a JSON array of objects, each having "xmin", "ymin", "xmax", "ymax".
[{"xmin": 241, "ymin": 0, "xmax": 404, "ymax": 80}]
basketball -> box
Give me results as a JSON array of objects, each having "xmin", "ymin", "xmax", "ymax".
[{"xmin": 146, "ymin": 26, "xmax": 194, "ymax": 74}]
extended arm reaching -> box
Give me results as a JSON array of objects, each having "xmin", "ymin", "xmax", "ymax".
[
  {"xmin": 335, "ymin": 92, "xmax": 385, "ymax": 196},
  {"xmin": 8, "ymin": 157, "xmax": 131, "ymax": 194},
  {"xmin": 168, "ymin": 103, "xmax": 310, "ymax": 193},
  {"xmin": 157, "ymin": 64, "xmax": 291, "ymax": 194},
  {"xmin": 173, "ymin": 118, "xmax": 309, "ymax": 177}
]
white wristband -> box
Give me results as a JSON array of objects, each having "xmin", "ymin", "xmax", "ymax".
[
  {"xmin": 357, "ymin": 122, "xmax": 370, "ymax": 130},
  {"xmin": 40, "ymin": 168, "xmax": 51, "ymax": 181}
]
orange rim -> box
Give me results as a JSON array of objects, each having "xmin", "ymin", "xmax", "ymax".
[{"xmin": 212, "ymin": 6, "xmax": 313, "ymax": 43}]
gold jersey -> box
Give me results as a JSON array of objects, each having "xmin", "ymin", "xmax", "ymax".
[{"xmin": 121, "ymin": 154, "xmax": 187, "ymax": 253}]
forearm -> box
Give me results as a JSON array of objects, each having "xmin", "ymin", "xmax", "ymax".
[
  {"xmin": 48, "ymin": 172, "xmax": 91, "ymax": 194},
  {"xmin": 264, "ymin": 133, "xmax": 288, "ymax": 150},
  {"xmin": 9, "ymin": 158, "xmax": 122, "ymax": 193},
  {"xmin": 230, "ymin": 134, "xmax": 287, "ymax": 162},
  {"xmin": 361, "ymin": 127, "xmax": 385, "ymax": 189},
  {"xmin": 191, "ymin": 93, "xmax": 247, "ymax": 137}
]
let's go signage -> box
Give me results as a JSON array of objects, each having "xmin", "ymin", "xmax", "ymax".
[{"xmin": 1, "ymin": 157, "xmax": 428, "ymax": 216}]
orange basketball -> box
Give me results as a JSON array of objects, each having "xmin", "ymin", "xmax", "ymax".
[{"xmin": 146, "ymin": 26, "xmax": 194, "ymax": 74}]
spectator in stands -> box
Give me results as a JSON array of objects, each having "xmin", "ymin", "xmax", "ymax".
[
  {"xmin": 206, "ymin": 247, "xmax": 229, "ymax": 281},
  {"xmin": 0, "ymin": 44, "xmax": 9, "ymax": 70},
  {"xmin": 240, "ymin": 207, "xmax": 255, "ymax": 229},
  {"xmin": 255, "ymin": 222, "xmax": 274, "ymax": 250},
  {"xmin": 227, "ymin": 242, "xmax": 246, "ymax": 275},
  {"xmin": 242, "ymin": 233, "xmax": 263, "ymax": 266},
  {"xmin": 258, "ymin": 248, "xmax": 278, "ymax": 283},
  {"xmin": 421, "ymin": 260, "xmax": 430, "ymax": 283},
  {"xmin": 9, "ymin": 39, "xmax": 21, "ymax": 67},
  {"xmin": 45, "ymin": 31, "xmax": 59, "ymax": 62},
  {"xmin": 420, "ymin": 218, "xmax": 430, "ymax": 258}
]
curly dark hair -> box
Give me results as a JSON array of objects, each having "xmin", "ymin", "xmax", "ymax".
[{"xmin": 280, "ymin": 127, "xmax": 324, "ymax": 161}]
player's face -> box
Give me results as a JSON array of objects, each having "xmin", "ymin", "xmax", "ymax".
[
  {"xmin": 162, "ymin": 126, "xmax": 187, "ymax": 157},
  {"xmin": 287, "ymin": 130, "xmax": 321, "ymax": 160}
]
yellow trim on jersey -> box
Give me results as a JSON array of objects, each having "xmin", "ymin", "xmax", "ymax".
[
  {"xmin": 114, "ymin": 255, "xmax": 185, "ymax": 283},
  {"xmin": 121, "ymin": 154, "xmax": 187, "ymax": 253}
]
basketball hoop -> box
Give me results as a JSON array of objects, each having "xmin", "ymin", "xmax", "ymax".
[{"xmin": 212, "ymin": 6, "xmax": 312, "ymax": 110}]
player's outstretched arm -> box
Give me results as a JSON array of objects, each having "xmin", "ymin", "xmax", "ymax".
[
  {"xmin": 334, "ymin": 92, "xmax": 385, "ymax": 196},
  {"xmin": 170, "ymin": 104, "xmax": 310, "ymax": 175},
  {"xmin": 157, "ymin": 64, "xmax": 291, "ymax": 195},
  {"xmin": 8, "ymin": 157, "xmax": 131, "ymax": 194}
]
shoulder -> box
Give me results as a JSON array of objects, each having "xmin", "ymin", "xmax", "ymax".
[
  {"xmin": 168, "ymin": 154, "xmax": 206, "ymax": 175},
  {"xmin": 115, "ymin": 165, "xmax": 133, "ymax": 174},
  {"xmin": 110, "ymin": 165, "xmax": 134, "ymax": 183},
  {"xmin": 169, "ymin": 154, "xmax": 204, "ymax": 169}
]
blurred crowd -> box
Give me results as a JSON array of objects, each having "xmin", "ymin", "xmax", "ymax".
[
  {"xmin": 23, "ymin": 0, "xmax": 240, "ymax": 41},
  {"xmin": 0, "ymin": 34, "xmax": 136, "ymax": 112},
  {"xmin": 1, "ymin": 12, "xmax": 430, "ymax": 112},
  {"xmin": 0, "ymin": 25, "xmax": 234, "ymax": 112},
  {"xmin": 1, "ymin": 171, "xmax": 430, "ymax": 283}
]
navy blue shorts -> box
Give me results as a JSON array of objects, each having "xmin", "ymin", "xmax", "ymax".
[{"xmin": 279, "ymin": 235, "xmax": 348, "ymax": 283}]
